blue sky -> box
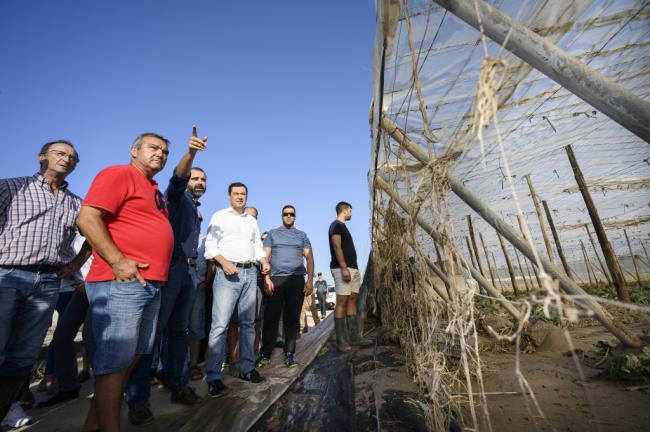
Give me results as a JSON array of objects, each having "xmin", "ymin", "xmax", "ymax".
[{"xmin": 0, "ymin": 1, "xmax": 376, "ymax": 282}]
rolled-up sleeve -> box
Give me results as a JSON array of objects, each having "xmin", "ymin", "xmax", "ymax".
[{"xmin": 204, "ymin": 213, "xmax": 223, "ymax": 260}]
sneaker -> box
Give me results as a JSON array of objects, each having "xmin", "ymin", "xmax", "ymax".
[
  {"xmin": 207, "ymin": 380, "xmax": 229, "ymax": 398},
  {"xmin": 239, "ymin": 369, "xmax": 265, "ymax": 383},
  {"xmin": 37, "ymin": 388, "xmax": 80, "ymax": 408},
  {"xmin": 19, "ymin": 383, "xmax": 35, "ymax": 411},
  {"xmin": 255, "ymin": 355, "xmax": 271, "ymax": 369},
  {"xmin": 128, "ymin": 401, "xmax": 154, "ymax": 426},
  {"xmin": 284, "ymin": 353, "xmax": 299, "ymax": 368},
  {"xmin": 170, "ymin": 386, "xmax": 203, "ymax": 405},
  {"xmin": 1, "ymin": 402, "xmax": 33, "ymax": 428}
]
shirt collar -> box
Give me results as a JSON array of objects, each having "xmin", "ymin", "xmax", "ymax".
[
  {"xmin": 185, "ymin": 190, "xmax": 201, "ymax": 206},
  {"xmin": 128, "ymin": 163, "xmax": 158, "ymax": 186},
  {"xmin": 32, "ymin": 172, "xmax": 69, "ymax": 191},
  {"xmin": 227, "ymin": 206, "xmax": 247, "ymax": 217}
]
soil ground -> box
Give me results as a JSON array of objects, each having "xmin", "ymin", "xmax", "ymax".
[{"xmin": 466, "ymin": 317, "xmax": 650, "ymax": 431}]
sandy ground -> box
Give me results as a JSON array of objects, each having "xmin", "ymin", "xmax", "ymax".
[{"xmin": 465, "ymin": 321, "xmax": 650, "ymax": 432}]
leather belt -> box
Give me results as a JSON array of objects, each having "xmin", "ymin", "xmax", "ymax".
[
  {"xmin": 1, "ymin": 264, "xmax": 63, "ymax": 274},
  {"xmin": 217, "ymin": 261, "xmax": 255, "ymax": 269}
]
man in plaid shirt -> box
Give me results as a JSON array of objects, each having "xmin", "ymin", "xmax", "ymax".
[{"xmin": 0, "ymin": 140, "xmax": 91, "ymax": 420}]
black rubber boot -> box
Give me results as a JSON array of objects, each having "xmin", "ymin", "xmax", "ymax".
[
  {"xmin": 334, "ymin": 318, "xmax": 351, "ymax": 352},
  {"xmin": 0, "ymin": 375, "xmax": 28, "ymax": 420},
  {"xmin": 346, "ymin": 315, "xmax": 361, "ymax": 347}
]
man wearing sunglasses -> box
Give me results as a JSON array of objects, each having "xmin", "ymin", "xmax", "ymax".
[
  {"xmin": 256, "ymin": 205, "xmax": 314, "ymax": 369},
  {"xmin": 0, "ymin": 141, "xmax": 90, "ymax": 422},
  {"xmin": 125, "ymin": 128, "xmax": 208, "ymax": 425},
  {"xmin": 77, "ymin": 133, "xmax": 174, "ymax": 432}
]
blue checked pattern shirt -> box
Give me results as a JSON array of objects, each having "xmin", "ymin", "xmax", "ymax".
[{"xmin": 0, "ymin": 173, "xmax": 82, "ymax": 266}]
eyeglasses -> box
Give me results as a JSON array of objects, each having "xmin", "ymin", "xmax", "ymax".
[
  {"xmin": 155, "ymin": 190, "xmax": 167, "ymax": 211},
  {"xmin": 48, "ymin": 150, "xmax": 79, "ymax": 163},
  {"xmin": 282, "ymin": 212, "xmax": 295, "ymax": 217}
]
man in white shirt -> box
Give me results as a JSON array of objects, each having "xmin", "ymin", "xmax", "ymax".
[{"xmin": 203, "ymin": 182, "xmax": 269, "ymax": 397}]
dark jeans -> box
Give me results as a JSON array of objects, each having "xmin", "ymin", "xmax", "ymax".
[
  {"xmin": 51, "ymin": 290, "xmax": 95, "ymax": 392},
  {"xmin": 317, "ymin": 291, "xmax": 327, "ymax": 318},
  {"xmin": 0, "ymin": 267, "xmax": 60, "ymax": 377},
  {"xmin": 260, "ymin": 275, "xmax": 305, "ymax": 356},
  {"xmin": 44, "ymin": 291, "xmax": 74, "ymax": 375},
  {"xmin": 126, "ymin": 260, "xmax": 196, "ymax": 407}
]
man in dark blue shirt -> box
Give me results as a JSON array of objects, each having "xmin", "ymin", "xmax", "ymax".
[
  {"xmin": 126, "ymin": 127, "xmax": 207, "ymax": 426},
  {"xmin": 256, "ymin": 205, "xmax": 313, "ymax": 369}
]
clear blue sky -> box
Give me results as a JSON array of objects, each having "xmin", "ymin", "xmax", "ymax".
[{"xmin": 0, "ymin": 1, "xmax": 376, "ymax": 283}]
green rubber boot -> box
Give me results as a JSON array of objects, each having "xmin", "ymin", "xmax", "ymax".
[
  {"xmin": 347, "ymin": 315, "xmax": 361, "ymax": 347},
  {"xmin": 334, "ymin": 318, "xmax": 351, "ymax": 352}
]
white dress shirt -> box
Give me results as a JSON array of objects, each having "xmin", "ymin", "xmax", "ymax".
[{"xmin": 204, "ymin": 207, "xmax": 265, "ymax": 263}]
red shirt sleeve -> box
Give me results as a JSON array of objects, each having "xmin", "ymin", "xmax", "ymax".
[{"xmin": 83, "ymin": 166, "xmax": 129, "ymax": 215}]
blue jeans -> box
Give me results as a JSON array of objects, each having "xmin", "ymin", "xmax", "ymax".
[
  {"xmin": 126, "ymin": 261, "xmax": 196, "ymax": 406},
  {"xmin": 0, "ymin": 267, "xmax": 60, "ymax": 377},
  {"xmin": 44, "ymin": 290, "xmax": 74, "ymax": 375},
  {"xmin": 86, "ymin": 279, "xmax": 161, "ymax": 376},
  {"xmin": 206, "ymin": 266, "xmax": 257, "ymax": 382}
]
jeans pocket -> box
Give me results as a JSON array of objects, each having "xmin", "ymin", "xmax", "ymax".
[{"xmin": 0, "ymin": 267, "xmax": 16, "ymax": 278}]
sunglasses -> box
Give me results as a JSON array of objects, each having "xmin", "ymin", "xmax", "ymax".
[
  {"xmin": 282, "ymin": 212, "xmax": 295, "ymax": 217},
  {"xmin": 155, "ymin": 190, "xmax": 167, "ymax": 211}
]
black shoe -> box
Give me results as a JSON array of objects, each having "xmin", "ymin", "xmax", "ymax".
[
  {"xmin": 128, "ymin": 401, "xmax": 154, "ymax": 426},
  {"xmin": 275, "ymin": 340, "xmax": 284, "ymax": 348},
  {"xmin": 78, "ymin": 370, "xmax": 91, "ymax": 383},
  {"xmin": 170, "ymin": 386, "xmax": 203, "ymax": 405},
  {"xmin": 207, "ymin": 380, "xmax": 229, "ymax": 398},
  {"xmin": 37, "ymin": 388, "xmax": 80, "ymax": 408},
  {"xmin": 239, "ymin": 369, "xmax": 265, "ymax": 383},
  {"xmin": 19, "ymin": 382, "xmax": 35, "ymax": 411}
]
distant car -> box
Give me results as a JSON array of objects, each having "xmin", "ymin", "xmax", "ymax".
[{"xmin": 326, "ymin": 286, "xmax": 336, "ymax": 310}]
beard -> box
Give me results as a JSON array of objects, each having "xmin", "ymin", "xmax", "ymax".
[{"xmin": 189, "ymin": 187, "xmax": 205, "ymax": 198}]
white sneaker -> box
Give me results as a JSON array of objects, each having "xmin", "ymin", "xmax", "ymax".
[{"xmin": 1, "ymin": 402, "xmax": 33, "ymax": 428}]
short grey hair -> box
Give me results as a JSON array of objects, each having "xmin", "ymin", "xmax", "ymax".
[{"xmin": 131, "ymin": 132, "xmax": 169, "ymax": 149}]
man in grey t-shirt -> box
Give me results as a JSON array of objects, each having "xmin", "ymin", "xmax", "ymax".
[{"xmin": 256, "ymin": 205, "xmax": 313, "ymax": 369}]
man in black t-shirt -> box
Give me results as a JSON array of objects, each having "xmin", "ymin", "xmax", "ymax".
[{"xmin": 328, "ymin": 201, "xmax": 361, "ymax": 352}]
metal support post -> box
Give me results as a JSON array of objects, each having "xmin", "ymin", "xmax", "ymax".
[
  {"xmin": 433, "ymin": 0, "xmax": 650, "ymax": 143},
  {"xmin": 379, "ymin": 117, "xmax": 641, "ymax": 347}
]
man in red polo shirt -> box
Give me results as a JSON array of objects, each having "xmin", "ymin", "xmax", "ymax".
[{"xmin": 77, "ymin": 132, "xmax": 175, "ymax": 432}]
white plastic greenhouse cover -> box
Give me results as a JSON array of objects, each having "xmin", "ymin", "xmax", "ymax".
[{"xmin": 370, "ymin": 0, "xmax": 650, "ymax": 276}]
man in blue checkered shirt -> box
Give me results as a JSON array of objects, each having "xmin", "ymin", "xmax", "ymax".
[{"xmin": 0, "ymin": 140, "xmax": 91, "ymax": 420}]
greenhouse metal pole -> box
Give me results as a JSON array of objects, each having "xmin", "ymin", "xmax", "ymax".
[
  {"xmin": 479, "ymin": 231, "xmax": 498, "ymax": 289},
  {"xmin": 375, "ymin": 176, "xmax": 524, "ymax": 322},
  {"xmin": 433, "ymin": 0, "xmax": 650, "ymax": 143},
  {"xmin": 380, "ymin": 117, "xmax": 641, "ymax": 347},
  {"xmin": 525, "ymin": 175, "xmax": 556, "ymax": 264},
  {"xmin": 566, "ymin": 144, "xmax": 629, "ymax": 302},
  {"xmin": 542, "ymin": 200, "xmax": 574, "ymax": 280},
  {"xmin": 467, "ymin": 215, "xmax": 486, "ymax": 277},
  {"xmin": 624, "ymin": 229, "xmax": 642, "ymax": 287}
]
